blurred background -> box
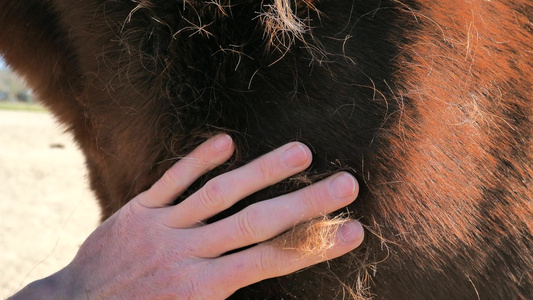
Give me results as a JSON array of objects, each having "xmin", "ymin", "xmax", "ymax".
[
  {"xmin": 0, "ymin": 55, "xmax": 100, "ymax": 298},
  {"xmin": 0, "ymin": 57, "xmax": 35, "ymax": 106}
]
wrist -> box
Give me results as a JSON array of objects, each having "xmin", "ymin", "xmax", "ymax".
[{"xmin": 9, "ymin": 266, "xmax": 79, "ymax": 300}]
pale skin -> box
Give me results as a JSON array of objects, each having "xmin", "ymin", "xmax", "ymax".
[{"xmin": 10, "ymin": 134, "xmax": 364, "ymax": 299}]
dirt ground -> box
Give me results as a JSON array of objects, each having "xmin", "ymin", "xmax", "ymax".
[{"xmin": 0, "ymin": 110, "xmax": 100, "ymax": 298}]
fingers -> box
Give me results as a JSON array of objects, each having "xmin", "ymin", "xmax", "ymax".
[
  {"xmin": 210, "ymin": 220, "xmax": 364, "ymax": 297},
  {"xmin": 192, "ymin": 172, "xmax": 359, "ymax": 256},
  {"xmin": 140, "ymin": 134, "xmax": 234, "ymax": 208},
  {"xmin": 163, "ymin": 142, "xmax": 312, "ymax": 227}
]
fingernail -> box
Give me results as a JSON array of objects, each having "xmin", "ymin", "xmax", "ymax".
[
  {"xmin": 329, "ymin": 173, "xmax": 356, "ymax": 199},
  {"xmin": 339, "ymin": 221, "xmax": 364, "ymax": 243},
  {"xmin": 214, "ymin": 135, "xmax": 232, "ymax": 152},
  {"xmin": 281, "ymin": 144, "xmax": 308, "ymax": 168}
]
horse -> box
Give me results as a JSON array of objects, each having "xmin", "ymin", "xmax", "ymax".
[{"xmin": 1, "ymin": 1, "xmax": 531, "ymax": 298}]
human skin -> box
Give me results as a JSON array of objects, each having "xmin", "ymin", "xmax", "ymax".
[{"xmin": 9, "ymin": 135, "xmax": 363, "ymax": 299}]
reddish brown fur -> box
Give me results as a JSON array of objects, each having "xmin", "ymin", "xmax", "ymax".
[{"xmin": 1, "ymin": 0, "xmax": 532, "ymax": 298}]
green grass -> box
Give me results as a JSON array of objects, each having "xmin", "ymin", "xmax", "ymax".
[{"xmin": 0, "ymin": 101, "xmax": 46, "ymax": 112}]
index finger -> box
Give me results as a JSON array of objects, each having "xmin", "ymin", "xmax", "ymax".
[{"xmin": 140, "ymin": 134, "xmax": 234, "ymax": 208}]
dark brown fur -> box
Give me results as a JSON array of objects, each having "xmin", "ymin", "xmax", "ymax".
[{"xmin": 1, "ymin": 0, "xmax": 532, "ymax": 298}]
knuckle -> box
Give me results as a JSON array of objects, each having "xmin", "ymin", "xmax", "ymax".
[
  {"xmin": 256, "ymin": 158, "xmax": 275, "ymax": 181},
  {"xmin": 300, "ymin": 188, "xmax": 324, "ymax": 214},
  {"xmin": 255, "ymin": 247, "xmax": 278, "ymax": 276},
  {"xmin": 175, "ymin": 265, "xmax": 234, "ymax": 299},
  {"xmin": 160, "ymin": 168, "xmax": 180, "ymax": 189},
  {"xmin": 176, "ymin": 278, "xmax": 204, "ymax": 300},
  {"xmin": 189, "ymin": 276, "xmax": 210, "ymax": 299},
  {"xmin": 236, "ymin": 208, "xmax": 260, "ymax": 240},
  {"xmin": 199, "ymin": 180, "xmax": 225, "ymax": 210},
  {"xmin": 193, "ymin": 148, "xmax": 213, "ymax": 170}
]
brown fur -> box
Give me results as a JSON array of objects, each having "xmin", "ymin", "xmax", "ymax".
[{"xmin": 1, "ymin": 0, "xmax": 532, "ymax": 298}]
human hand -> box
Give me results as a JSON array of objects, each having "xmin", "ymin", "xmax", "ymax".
[{"xmin": 11, "ymin": 135, "xmax": 363, "ymax": 299}]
